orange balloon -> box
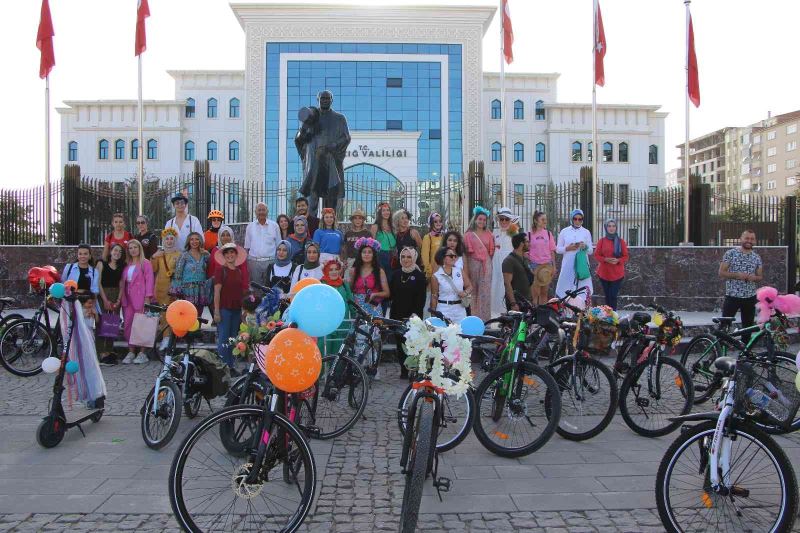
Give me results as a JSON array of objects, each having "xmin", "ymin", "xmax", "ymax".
[
  {"xmin": 166, "ymin": 300, "xmax": 197, "ymax": 331},
  {"xmin": 64, "ymin": 280, "xmax": 78, "ymax": 290},
  {"xmin": 173, "ymin": 329, "xmax": 188, "ymax": 338},
  {"xmin": 289, "ymin": 278, "xmax": 320, "ymax": 300},
  {"xmin": 261, "ymin": 328, "xmax": 322, "ymax": 393}
]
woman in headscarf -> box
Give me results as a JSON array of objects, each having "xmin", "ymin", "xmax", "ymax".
[
  {"xmin": 463, "ymin": 206, "xmax": 495, "ymax": 321},
  {"xmin": 319, "ymin": 259, "xmax": 353, "ymax": 356},
  {"xmin": 594, "ymin": 218, "xmax": 629, "ymax": 310},
  {"xmin": 390, "ymin": 246, "xmax": 427, "ymax": 379},
  {"xmin": 421, "ymin": 212, "xmax": 444, "ymax": 280},
  {"xmin": 288, "ymin": 215, "xmax": 310, "ymax": 264},
  {"xmin": 555, "ymin": 208, "xmax": 594, "ymax": 300},
  {"xmin": 265, "ymin": 240, "xmax": 296, "ymax": 297},
  {"xmin": 151, "ymin": 227, "xmax": 182, "ymax": 348},
  {"xmin": 491, "ymin": 206, "xmax": 520, "ymax": 316},
  {"xmin": 291, "ymin": 241, "xmax": 323, "ymax": 289}
]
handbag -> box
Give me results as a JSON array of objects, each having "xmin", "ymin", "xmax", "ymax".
[
  {"xmin": 575, "ymin": 248, "xmax": 591, "ymax": 281},
  {"xmin": 129, "ymin": 312, "xmax": 159, "ymax": 348},
  {"xmin": 97, "ymin": 312, "xmax": 121, "ymax": 339},
  {"xmin": 440, "ymin": 271, "xmax": 471, "ymax": 308}
]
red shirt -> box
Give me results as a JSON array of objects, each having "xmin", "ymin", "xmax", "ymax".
[
  {"xmin": 594, "ymin": 237, "xmax": 629, "ymax": 282},
  {"xmin": 105, "ymin": 231, "xmax": 132, "ymax": 249},
  {"xmin": 214, "ymin": 264, "xmax": 249, "ymax": 309}
]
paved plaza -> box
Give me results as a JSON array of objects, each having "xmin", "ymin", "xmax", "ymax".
[{"xmin": 0, "ymin": 359, "xmax": 799, "ymax": 532}]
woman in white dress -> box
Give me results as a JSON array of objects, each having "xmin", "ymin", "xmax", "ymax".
[
  {"xmin": 491, "ymin": 206, "xmax": 520, "ymax": 316},
  {"xmin": 430, "ymin": 247, "xmax": 471, "ymax": 324},
  {"xmin": 555, "ymin": 208, "xmax": 594, "ymax": 299}
]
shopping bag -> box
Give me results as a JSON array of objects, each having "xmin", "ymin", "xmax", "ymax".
[
  {"xmin": 97, "ymin": 312, "xmax": 121, "ymax": 339},
  {"xmin": 129, "ymin": 313, "xmax": 158, "ymax": 348}
]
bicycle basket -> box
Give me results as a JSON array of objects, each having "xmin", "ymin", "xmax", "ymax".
[
  {"xmin": 586, "ymin": 321, "xmax": 617, "ymax": 353},
  {"xmin": 734, "ymin": 361, "xmax": 800, "ymax": 428}
]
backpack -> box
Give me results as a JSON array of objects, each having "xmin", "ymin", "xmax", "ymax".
[{"xmin": 574, "ymin": 248, "xmax": 591, "ymax": 281}]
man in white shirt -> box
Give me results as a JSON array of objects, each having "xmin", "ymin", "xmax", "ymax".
[
  {"xmin": 164, "ymin": 194, "xmax": 203, "ymax": 250},
  {"xmin": 245, "ymin": 202, "xmax": 281, "ymax": 284}
]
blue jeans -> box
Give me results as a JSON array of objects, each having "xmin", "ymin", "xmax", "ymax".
[
  {"xmin": 599, "ymin": 278, "xmax": 623, "ymax": 310},
  {"xmin": 217, "ymin": 308, "xmax": 241, "ymax": 368}
]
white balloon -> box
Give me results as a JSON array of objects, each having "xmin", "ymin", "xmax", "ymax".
[{"xmin": 41, "ymin": 357, "xmax": 61, "ymax": 374}]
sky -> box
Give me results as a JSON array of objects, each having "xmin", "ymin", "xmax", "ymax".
[{"xmin": 1, "ymin": 0, "xmax": 798, "ymax": 188}]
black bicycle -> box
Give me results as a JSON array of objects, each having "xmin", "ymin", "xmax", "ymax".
[{"xmin": 0, "ymin": 290, "xmax": 61, "ymax": 377}]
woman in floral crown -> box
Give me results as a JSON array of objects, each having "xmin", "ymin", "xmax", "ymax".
[
  {"xmin": 350, "ymin": 237, "xmax": 390, "ymax": 318},
  {"xmin": 319, "ymin": 259, "xmax": 353, "ymax": 355},
  {"xmin": 491, "ymin": 206, "xmax": 520, "ymax": 315},
  {"xmin": 463, "ymin": 205, "xmax": 495, "ymax": 321},
  {"xmin": 151, "ymin": 227, "xmax": 182, "ymax": 343}
]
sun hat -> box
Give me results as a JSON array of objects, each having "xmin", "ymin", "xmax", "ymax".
[
  {"xmin": 349, "ymin": 209, "xmax": 366, "ymax": 220},
  {"xmin": 533, "ymin": 264, "xmax": 555, "ymax": 287},
  {"xmin": 215, "ymin": 243, "xmax": 247, "ymax": 266}
]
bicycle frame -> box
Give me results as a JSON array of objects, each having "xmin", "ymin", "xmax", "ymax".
[
  {"xmin": 708, "ymin": 377, "xmax": 737, "ymax": 490},
  {"xmin": 400, "ymin": 382, "xmax": 443, "ymax": 478}
]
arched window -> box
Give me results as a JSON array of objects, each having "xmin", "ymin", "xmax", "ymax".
[
  {"xmin": 114, "ymin": 139, "xmax": 125, "ymax": 160},
  {"xmin": 619, "ymin": 142, "xmax": 629, "ymax": 163},
  {"xmin": 98, "ymin": 139, "xmax": 109, "ymax": 160},
  {"xmin": 535, "ymin": 142, "xmax": 546, "ymax": 163},
  {"xmin": 130, "ymin": 139, "xmax": 139, "ymax": 160},
  {"xmin": 229, "ymin": 140, "xmax": 240, "ymax": 161},
  {"xmin": 491, "ymin": 141, "xmax": 502, "ymax": 162},
  {"xmin": 535, "ymin": 100, "xmax": 545, "ymax": 120},
  {"xmin": 513, "ymin": 142, "xmax": 524, "ymax": 162},
  {"xmin": 588, "ymin": 141, "xmax": 593, "ymax": 162},
  {"xmin": 207, "ymin": 98, "xmax": 218, "ymax": 118},
  {"xmin": 207, "ymin": 140, "xmax": 218, "ymax": 161},
  {"xmin": 513, "ymin": 100, "xmax": 524, "ymax": 120},
  {"xmin": 147, "ymin": 139, "xmax": 157, "ymax": 160},
  {"xmin": 571, "ymin": 141, "xmax": 582, "ymax": 162},
  {"xmin": 649, "ymin": 144, "xmax": 659, "ymax": 164},
  {"xmin": 229, "ymin": 98, "xmax": 240, "ymax": 118},
  {"xmin": 67, "ymin": 141, "xmax": 78, "ymax": 162},
  {"xmin": 185, "ymin": 98, "xmax": 195, "ymax": 118},
  {"xmin": 603, "ymin": 142, "xmax": 613, "ymax": 162},
  {"xmin": 491, "ymin": 99, "xmax": 501, "ymax": 120},
  {"xmin": 184, "ymin": 141, "xmax": 195, "ymax": 161}
]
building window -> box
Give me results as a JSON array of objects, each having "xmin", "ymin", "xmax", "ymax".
[
  {"xmin": 130, "ymin": 139, "xmax": 139, "ymax": 160},
  {"xmin": 513, "ymin": 100, "xmax": 524, "ymax": 120},
  {"xmin": 649, "ymin": 144, "xmax": 658, "ymax": 164},
  {"xmin": 229, "ymin": 98, "xmax": 240, "ymax": 118},
  {"xmin": 767, "ymin": 131, "xmax": 776, "ymax": 141},
  {"xmin": 185, "ymin": 97, "xmax": 195, "ymax": 118},
  {"xmin": 619, "ymin": 184, "xmax": 629, "ymax": 205},
  {"xmin": 229, "ymin": 140, "xmax": 240, "ymax": 161},
  {"xmin": 513, "ymin": 184, "xmax": 524, "ymax": 206},
  {"xmin": 207, "ymin": 98, "xmax": 218, "ymax": 118},
  {"xmin": 787, "ymin": 140, "xmax": 797, "ymax": 152},
  {"xmin": 788, "ymin": 123, "xmax": 798, "ymax": 135},
  {"xmin": 114, "ymin": 139, "xmax": 125, "ymax": 160},
  {"xmin": 491, "ymin": 99, "xmax": 501, "ymax": 120},
  {"xmin": 535, "ymin": 142, "xmax": 546, "ymax": 163},
  {"xmin": 767, "ymin": 146, "xmax": 777, "ymax": 157},
  {"xmin": 386, "ymin": 120, "xmax": 402, "ymax": 130},
  {"xmin": 535, "ymin": 100, "xmax": 545, "ymax": 120},
  {"xmin": 602, "ymin": 142, "xmax": 613, "ymax": 162},
  {"xmin": 67, "ymin": 141, "xmax": 78, "ymax": 162},
  {"xmin": 767, "ymin": 163, "xmax": 777, "ymax": 173},
  {"xmin": 603, "ymin": 183, "xmax": 613, "ymax": 205},
  {"xmin": 710, "ymin": 161, "xmax": 715, "ymax": 171},
  {"xmin": 787, "ymin": 176, "xmax": 797, "ymax": 187},
  {"xmin": 571, "ymin": 141, "xmax": 582, "ymax": 162},
  {"xmin": 429, "ymin": 129, "xmax": 441, "ymax": 140},
  {"xmin": 753, "ymin": 134, "xmax": 761, "ymax": 144},
  {"xmin": 147, "ymin": 139, "xmax": 157, "ymax": 160},
  {"xmin": 386, "ymin": 77, "xmax": 403, "ymax": 88},
  {"xmin": 513, "ymin": 142, "xmax": 524, "ymax": 162},
  {"xmin": 649, "ymin": 186, "xmax": 659, "ymax": 193},
  {"xmin": 207, "ymin": 140, "xmax": 218, "ymax": 161},
  {"xmin": 588, "ymin": 142, "xmax": 593, "ymax": 162},
  {"xmin": 184, "ymin": 141, "xmax": 195, "ymax": 161},
  {"xmin": 767, "ymin": 180, "xmax": 776, "ymax": 190},
  {"xmin": 491, "ymin": 141, "xmax": 502, "ymax": 162},
  {"xmin": 619, "ymin": 142, "xmax": 629, "ymax": 163},
  {"xmin": 787, "ymin": 159, "xmax": 797, "ymax": 170},
  {"xmin": 98, "ymin": 139, "xmax": 109, "ymax": 160}
]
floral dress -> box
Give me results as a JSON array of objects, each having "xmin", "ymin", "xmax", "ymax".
[{"xmin": 170, "ymin": 251, "xmax": 210, "ymax": 307}]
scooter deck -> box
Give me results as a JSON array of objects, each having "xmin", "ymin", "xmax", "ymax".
[{"xmin": 64, "ymin": 406, "xmax": 104, "ymax": 426}]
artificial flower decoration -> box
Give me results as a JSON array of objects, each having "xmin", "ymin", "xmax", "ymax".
[{"xmin": 402, "ymin": 315, "xmax": 473, "ymax": 398}]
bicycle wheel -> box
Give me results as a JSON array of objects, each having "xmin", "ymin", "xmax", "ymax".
[
  {"xmin": 473, "ymin": 361, "xmax": 561, "ymax": 458},
  {"xmin": 170, "ymin": 405, "xmax": 316, "ymax": 533},
  {"xmin": 680, "ymin": 334, "xmax": 721, "ymax": 404},
  {"xmin": 656, "ymin": 420, "xmax": 798, "ymax": 533},
  {"xmin": 140, "ymin": 380, "xmax": 182, "ymax": 450},
  {"xmin": 312, "ymin": 354, "xmax": 368, "ymax": 439},
  {"xmin": 0, "ymin": 318, "xmax": 54, "ymax": 377},
  {"xmin": 398, "ymin": 399, "xmax": 434, "ymax": 533},
  {"xmin": 619, "ymin": 356, "xmax": 694, "ymax": 438},
  {"xmin": 397, "ymin": 376, "xmax": 475, "ymax": 452},
  {"xmin": 547, "ymin": 356, "xmax": 618, "ymax": 441}
]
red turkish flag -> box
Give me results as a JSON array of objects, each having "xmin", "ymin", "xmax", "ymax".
[
  {"xmin": 502, "ymin": 0, "xmax": 514, "ymax": 64},
  {"xmin": 687, "ymin": 14, "xmax": 700, "ymax": 107},
  {"xmin": 135, "ymin": 0, "xmax": 150, "ymax": 56},
  {"xmin": 36, "ymin": 0, "xmax": 55, "ymax": 79},
  {"xmin": 594, "ymin": 0, "xmax": 606, "ymax": 87}
]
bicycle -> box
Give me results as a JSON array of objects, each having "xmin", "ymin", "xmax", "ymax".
[
  {"xmin": 615, "ymin": 305, "xmax": 694, "ymax": 437},
  {"xmin": 0, "ymin": 296, "xmax": 24, "ymax": 337},
  {"xmin": 0, "ymin": 289, "xmax": 61, "ymax": 377},
  {"xmin": 655, "ymin": 356, "xmax": 799, "ymax": 532}
]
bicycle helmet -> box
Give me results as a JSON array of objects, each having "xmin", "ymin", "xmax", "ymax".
[{"xmin": 207, "ymin": 210, "xmax": 224, "ymax": 220}]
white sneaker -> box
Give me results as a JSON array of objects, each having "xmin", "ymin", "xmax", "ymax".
[
  {"xmin": 159, "ymin": 336, "xmax": 170, "ymax": 351},
  {"xmin": 133, "ymin": 352, "xmax": 149, "ymax": 364},
  {"xmin": 122, "ymin": 352, "xmax": 135, "ymax": 364}
]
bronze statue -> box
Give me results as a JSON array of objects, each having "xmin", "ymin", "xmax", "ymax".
[{"xmin": 294, "ymin": 90, "xmax": 351, "ymax": 213}]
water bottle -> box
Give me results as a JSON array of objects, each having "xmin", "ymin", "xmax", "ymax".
[
  {"xmin": 763, "ymin": 381, "xmax": 792, "ymax": 408},
  {"xmin": 745, "ymin": 388, "xmax": 789, "ymax": 421}
]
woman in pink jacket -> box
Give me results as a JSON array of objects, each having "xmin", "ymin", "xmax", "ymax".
[{"xmin": 118, "ymin": 239, "xmax": 155, "ymax": 364}]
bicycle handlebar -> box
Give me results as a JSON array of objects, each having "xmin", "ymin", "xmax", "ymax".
[{"xmin": 249, "ymin": 281, "xmax": 270, "ymax": 293}]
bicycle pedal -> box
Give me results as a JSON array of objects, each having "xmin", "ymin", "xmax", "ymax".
[
  {"xmin": 304, "ymin": 425, "xmax": 321, "ymax": 438},
  {"xmin": 433, "ymin": 477, "xmax": 451, "ymax": 493}
]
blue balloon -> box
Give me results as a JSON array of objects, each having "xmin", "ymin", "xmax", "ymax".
[
  {"xmin": 50, "ymin": 282, "xmax": 65, "ymax": 299},
  {"xmin": 461, "ymin": 316, "xmax": 485, "ymax": 336},
  {"xmin": 289, "ymin": 284, "xmax": 345, "ymax": 337},
  {"xmin": 426, "ymin": 317, "xmax": 446, "ymax": 328},
  {"xmin": 65, "ymin": 361, "xmax": 79, "ymax": 374}
]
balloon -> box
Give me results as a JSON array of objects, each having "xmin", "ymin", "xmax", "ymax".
[
  {"xmin": 461, "ymin": 316, "xmax": 485, "ymax": 336},
  {"xmin": 64, "ymin": 280, "xmax": 78, "ymax": 290},
  {"xmin": 166, "ymin": 300, "xmax": 198, "ymax": 332},
  {"xmin": 49, "ymin": 283, "xmax": 65, "ymax": 299},
  {"xmin": 41, "ymin": 357, "xmax": 61, "ymax": 374},
  {"xmin": 289, "ymin": 278, "xmax": 320, "ymax": 300},
  {"xmin": 426, "ymin": 317, "xmax": 446, "ymax": 328},
  {"xmin": 189, "ymin": 320, "xmax": 200, "ymax": 332},
  {"xmin": 796, "ymin": 371, "xmax": 800, "ymax": 393},
  {"xmin": 65, "ymin": 361, "xmax": 79, "ymax": 374},
  {"xmin": 260, "ymin": 328, "xmax": 322, "ymax": 393},
  {"xmin": 173, "ymin": 329, "xmax": 188, "ymax": 338},
  {"xmin": 796, "ymin": 351, "xmax": 800, "ymax": 371},
  {"xmin": 653, "ymin": 313, "xmax": 664, "ymax": 327},
  {"xmin": 289, "ymin": 284, "xmax": 345, "ymax": 337}
]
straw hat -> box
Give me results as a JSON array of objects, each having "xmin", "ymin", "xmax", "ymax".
[
  {"xmin": 533, "ymin": 264, "xmax": 555, "ymax": 287},
  {"xmin": 349, "ymin": 209, "xmax": 366, "ymax": 221}
]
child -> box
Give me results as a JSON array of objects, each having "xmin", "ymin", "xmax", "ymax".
[{"xmin": 213, "ymin": 243, "xmax": 249, "ymax": 376}]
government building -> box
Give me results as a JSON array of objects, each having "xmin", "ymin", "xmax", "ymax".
[{"xmin": 58, "ymin": 3, "xmax": 666, "ymax": 215}]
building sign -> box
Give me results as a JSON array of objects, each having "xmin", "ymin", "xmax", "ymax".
[
  {"xmin": 343, "ymin": 131, "xmax": 421, "ymax": 186},
  {"xmin": 347, "ymin": 145, "xmax": 408, "ymax": 159}
]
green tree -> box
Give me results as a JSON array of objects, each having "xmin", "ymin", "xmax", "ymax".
[{"xmin": 0, "ymin": 197, "xmax": 44, "ymax": 244}]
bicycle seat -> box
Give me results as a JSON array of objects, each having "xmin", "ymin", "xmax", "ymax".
[
  {"xmin": 632, "ymin": 312, "xmax": 652, "ymax": 325},
  {"xmin": 482, "ymin": 328, "xmax": 504, "ymax": 338},
  {"xmin": 0, "ymin": 296, "xmax": 16, "ymax": 304},
  {"xmin": 712, "ymin": 317, "xmax": 736, "ymax": 325},
  {"xmin": 713, "ymin": 356, "xmax": 736, "ymax": 375},
  {"xmin": 462, "ymin": 334, "xmax": 503, "ymax": 345}
]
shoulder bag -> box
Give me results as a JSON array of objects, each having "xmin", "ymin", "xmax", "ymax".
[{"xmin": 440, "ymin": 270, "xmax": 471, "ymax": 308}]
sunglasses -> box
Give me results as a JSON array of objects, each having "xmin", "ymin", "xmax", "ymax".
[{"xmin": 136, "ymin": 220, "xmax": 147, "ymax": 224}]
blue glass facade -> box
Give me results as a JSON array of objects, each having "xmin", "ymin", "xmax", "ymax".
[{"xmin": 265, "ymin": 42, "xmax": 462, "ymax": 190}]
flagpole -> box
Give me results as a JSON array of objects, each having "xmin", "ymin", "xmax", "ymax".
[
  {"xmin": 591, "ymin": 0, "xmax": 599, "ymax": 238},
  {"xmin": 44, "ymin": 75, "xmax": 52, "ymax": 243},
  {"xmin": 683, "ymin": 0, "xmax": 691, "ymax": 244},
  {"xmin": 137, "ymin": 54, "xmax": 144, "ymax": 216},
  {"xmin": 500, "ymin": 0, "xmax": 508, "ymax": 205}
]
